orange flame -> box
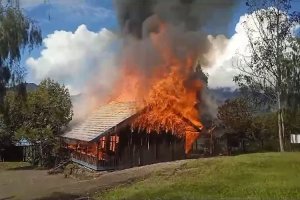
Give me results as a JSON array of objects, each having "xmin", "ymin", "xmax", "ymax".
[{"xmin": 113, "ymin": 21, "xmax": 203, "ymax": 154}]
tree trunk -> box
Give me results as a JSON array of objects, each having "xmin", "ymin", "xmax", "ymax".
[
  {"xmin": 274, "ymin": 7, "xmax": 285, "ymax": 152},
  {"xmin": 226, "ymin": 134, "xmax": 231, "ymax": 156},
  {"xmin": 280, "ymin": 110, "xmax": 285, "ymax": 146},
  {"xmin": 277, "ymin": 92, "xmax": 285, "ymax": 152},
  {"xmin": 241, "ymin": 139, "xmax": 246, "ymax": 153},
  {"xmin": 277, "ymin": 111, "xmax": 284, "ymax": 152},
  {"xmin": 210, "ymin": 132, "xmax": 213, "ymax": 156}
]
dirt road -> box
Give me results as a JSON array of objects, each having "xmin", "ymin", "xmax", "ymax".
[{"xmin": 0, "ymin": 160, "xmax": 188, "ymax": 200}]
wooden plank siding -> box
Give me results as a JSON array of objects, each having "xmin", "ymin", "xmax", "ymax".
[
  {"xmin": 61, "ymin": 101, "xmax": 195, "ymax": 171},
  {"xmin": 65, "ymin": 127, "xmax": 185, "ymax": 171},
  {"xmin": 114, "ymin": 126, "xmax": 185, "ymax": 170}
]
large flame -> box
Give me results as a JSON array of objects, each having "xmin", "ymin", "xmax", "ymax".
[{"xmin": 113, "ymin": 22, "xmax": 203, "ymax": 153}]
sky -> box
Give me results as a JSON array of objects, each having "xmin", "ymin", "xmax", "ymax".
[{"xmin": 19, "ymin": 0, "xmax": 300, "ymax": 93}]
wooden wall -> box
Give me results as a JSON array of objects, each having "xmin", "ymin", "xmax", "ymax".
[{"xmin": 115, "ymin": 127, "xmax": 185, "ymax": 170}]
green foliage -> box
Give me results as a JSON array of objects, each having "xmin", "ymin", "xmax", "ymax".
[
  {"xmin": 4, "ymin": 79, "xmax": 73, "ymax": 166},
  {"xmin": 25, "ymin": 78, "xmax": 73, "ymax": 136},
  {"xmin": 284, "ymin": 109, "xmax": 300, "ymax": 134},
  {"xmin": 0, "ymin": 4, "xmax": 42, "ymax": 148},
  {"xmin": 234, "ymin": 1, "xmax": 300, "ymax": 105},
  {"xmin": 250, "ymin": 108, "xmax": 300, "ymax": 151},
  {"xmin": 95, "ymin": 153, "xmax": 300, "ymax": 200},
  {"xmin": 217, "ymin": 97, "xmax": 300, "ymax": 152},
  {"xmin": 217, "ymin": 98, "xmax": 252, "ymax": 133},
  {"xmin": 217, "ymin": 98, "xmax": 285, "ymax": 152},
  {"xmin": 3, "ymin": 90, "xmax": 27, "ymax": 130},
  {"xmin": 253, "ymin": 113, "xmax": 277, "ymax": 136},
  {"xmin": 0, "ymin": 89, "xmax": 27, "ymax": 148},
  {"xmin": 217, "ymin": 98, "xmax": 254, "ymax": 152},
  {"xmin": 0, "ymin": 4, "xmax": 42, "ymax": 104},
  {"xmin": 0, "ymin": 5, "xmax": 42, "ymax": 64},
  {"xmin": 234, "ymin": 0, "xmax": 300, "ymax": 151},
  {"xmin": 0, "ymin": 117, "xmax": 10, "ymax": 148},
  {"xmin": 23, "ymin": 79, "xmax": 72, "ymax": 166},
  {"xmin": 284, "ymin": 38, "xmax": 300, "ymax": 113},
  {"xmin": 251, "ymin": 112, "xmax": 278, "ymax": 151}
]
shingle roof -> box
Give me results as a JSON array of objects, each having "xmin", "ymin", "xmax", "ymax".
[{"xmin": 62, "ymin": 101, "xmax": 138, "ymax": 142}]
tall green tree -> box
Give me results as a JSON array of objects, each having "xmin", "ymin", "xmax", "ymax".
[
  {"xmin": 0, "ymin": 87, "xmax": 27, "ymax": 147},
  {"xmin": 0, "ymin": 3, "xmax": 42, "ymax": 103},
  {"xmin": 251, "ymin": 112, "xmax": 278, "ymax": 151},
  {"xmin": 234, "ymin": 0, "xmax": 300, "ymax": 151},
  {"xmin": 285, "ymin": 38, "xmax": 300, "ymax": 115},
  {"xmin": 0, "ymin": 3, "xmax": 41, "ymax": 150},
  {"xmin": 16, "ymin": 79, "xmax": 73, "ymax": 166}
]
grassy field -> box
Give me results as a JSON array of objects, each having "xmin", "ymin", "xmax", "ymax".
[{"xmin": 94, "ymin": 153, "xmax": 300, "ymax": 200}]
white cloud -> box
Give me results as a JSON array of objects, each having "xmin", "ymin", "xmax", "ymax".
[
  {"xmin": 26, "ymin": 25, "xmax": 120, "ymax": 119},
  {"xmin": 27, "ymin": 24, "xmax": 118, "ymax": 93},
  {"xmin": 205, "ymin": 7, "xmax": 300, "ymax": 89},
  {"xmin": 293, "ymin": 24, "xmax": 300, "ymax": 35}
]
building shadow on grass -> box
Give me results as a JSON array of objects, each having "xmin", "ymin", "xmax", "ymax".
[{"xmin": 34, "ymin": 192, "xmax": 94, "ymax": 200}]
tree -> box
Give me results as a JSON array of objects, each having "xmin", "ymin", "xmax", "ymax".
[
  {"xmin": 251, "ymin": 113, "xmax": 278, "ymax": 151},
  {"xmin": 0, "ymin": 87, "xmax": 27, "ymax": 149},
  {"xmin": 0, "ymin": 4, "xmax": 42, "ymax": 103},
  {"xmin": 285, "ymin": 38, "xmax": 300, "ymax": 115},
  {"xmin": 217, "ymin": 98, "xmax": 253, "ymax": 152},
  {"xmin": 234, "ymin": 0, "xmax": 300, "ymax": 151},
  {"xmin": 0, "ymin": 3, "xmax": 42, "ymax": 149},
  {"xmin": 16, "ymin": 79, "xmax": 73, "ymax": 166}
]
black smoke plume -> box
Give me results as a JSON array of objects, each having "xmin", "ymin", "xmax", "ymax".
[{"xmin": 114, "ymin": 0, "xmax": 238, "ymax": 39}]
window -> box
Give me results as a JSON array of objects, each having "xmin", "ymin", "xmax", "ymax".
[
  {"xmin": 109, "ymin": 135, "xmax": 119, "ymax": 152},
  {"xmin": 100, "ymin": 136, "xmax": 106, "ymax": 149}
]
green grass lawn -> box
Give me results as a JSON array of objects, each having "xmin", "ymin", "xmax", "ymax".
[{"xmin": 94, "ymin": 153, "xmax": 300, "ymax": 200}]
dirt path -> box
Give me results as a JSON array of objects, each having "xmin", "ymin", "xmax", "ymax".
[{"xmin": 0, "ymin": 160, "xmax": 188, "ymax": 200}]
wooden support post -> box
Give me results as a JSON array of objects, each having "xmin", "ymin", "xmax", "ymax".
[
  {"xmin": 23, "ymin": 147, "xmax": 26, "ymax": 162},
  {"xmin": 96, "ymin": 142, "xmax": 99, "ymax": 168},
  {"xmin": 155, "ymin": 134, "xmax": 158, "ymax": 161},
  {"xmin": 139, "ymin": 135, "xmax": 142, "ymax": 166},
  {"xmin": 116, "ymin": 133, "xmax": 120, "ymax": 169},
  {"xmin": 184, "ymin": 135, "xmax": 187, "ymax": 159},
  {"xmin": 171, "ymin": 137, "xmax": 174, "ymax": 161},
  {"xmin": 130, "ymin": 132, "xmax": 133, "ymax": 167},
  {"xmin": 106, "ymin": 134, "xmax": 109, "ymax": 152},
  {"xmin": 59, "ymin": 137, "xmax": 61, "ymax": 149}
]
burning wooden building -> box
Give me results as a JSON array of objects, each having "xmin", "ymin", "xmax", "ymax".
[{"xmin": 62, "ymin": 101, "xmax": 202, "ymax": 170}]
